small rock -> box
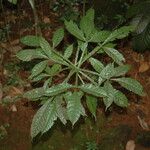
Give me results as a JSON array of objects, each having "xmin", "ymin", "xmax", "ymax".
[
  {"xmin": 10, "ymin": 104, "xmax": 17, "ymax": 112},
  {"xmin": 126, "ymin": 140, "xmax": 135, "ymax": 150}
]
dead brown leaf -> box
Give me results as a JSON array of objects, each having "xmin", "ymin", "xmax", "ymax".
[
  {"xmin": 137, "ymin": 116, "xmax": 149, "ymax": 130},
  {"xmin": 139, "ymin": 61, "xmax": 149, "ymax": 73},
  {"xmin": 10, "ymin": 39, "xmax": 19, "ymax": 45}
]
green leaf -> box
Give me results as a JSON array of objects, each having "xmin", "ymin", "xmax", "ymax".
[
  {"xmin": 40, "ymin": 37, "xmax": 52, "ymax": 58},
  {"xmin": 86, "ymin": 95, "xmax": 97, "ymax": 118},
  {"xmin": 54, "ymin": 96, "xmax": 67, "ymax": 125},
  {"xmin": 89, "ymin": 31, "xmax": 110, "ymax": 43},
  {"xmin": 30, "ymin": 60, "xmax": 48, "ymax": 78},
  {"xmin": 105, "ymin": 26, "xmax": 134, "ymax": 42},
  {"xmin": 80, "ymin": 8, "xmax": 95, "ymax": 38},
  {"xmin": 64, "ymin": 44, "xmax": 73, "ymax": 59},
  {"xmin": 113, "ymin": 77, "xmax": 144, "ymax": 96},
  {"xmin": 103, "ymin": 81, "xmax": 128, "ymax": 109},
  {"xmin": 104, "ymin": 47, "xmax": 125, "ymax": 65},
  {"xmin": 64, "ymin": 91, "xmax": 85, "ymax": 125},
  {"xmin": 23, "ymin": 87, "xmax": 45, "ymax": 100},
  {"xmin": 45, "ymin": 83, "xmax": 72, "ymax": 96},
  {"xmin": 113, "ymin": 90, "xmax": 128, "ymax": 107},
  {"xmin": 31, "ymin": 99, "xmax": 57, "ymax": 138},
  {"xmin": 78, "ymin": 42, "xmax": 88, "ymax": 51},
  {"xmin": 100, "ymin": 63, "xmax": 115, "ymax": 79},
  {"xmin": 20, "ymin": 35, "xmax": 40, "ymax": 47},
  {"xmin": 103, "ymin": 81, "xmax": 115, "ymax": 110},
  {"xmin": 80, "ymin": 84, "xmax": 107, "ymax": 97},
  {"xmin": 50, "ymin": 64, "xmax": 61, "ymax": 75},
  {"xmin": 52, "ymin": 28, "xmax": 64, "ymax": 48},
  {"xmin": 16, "ymin": 49, "xmax": 47, "ymax": 61},
  {"xmin": 89, "ymin": 58, "xmax": 104, "ymax": 73},
  {"xmin": 51, "ymin": 52, "xmax": 69, "ymax": 66},
  {"xmin": 113, "ymin": 65, "xmax": 131, "ymax": 77},
  {"xmin": 65, "ymin": 20, "xmax": 85, "ymax": 41},
  {"xmin": 45, "ymin": 64, "xmax": 62, "ymax": 76},
  {"xmin": 103, "ymin": 97, "xmax": 113, "ymax": 110}
]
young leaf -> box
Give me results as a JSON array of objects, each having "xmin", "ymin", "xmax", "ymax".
[
  {"xmin": 40, "ymin": 37, "xmax": 52, "ymax": 58},
  {"xmin": 31, "ymin": 99, "xmax": 57, "ymax": 138},
  {"xmin": 113, "ymin": 77, "xmax": 144, "ymax": 96},
  {"xmin": 23, "ymin": 87, "xmax": 45, "ymax": 99},
  {"xmin": 30, "ymin": 60, "xmax": 48, "ymax": 78},
  {"xmin": 113, "ymin": 90, "xmax": 129, "ymax": 107},
  {"xmin": 80, "ymin": 8, "xmax": 95, "ymax": 38},
  {"xmin": 89, "ymin": 58, "xmax": 104, "ymax": 73},
  {"xmin": 52, "ymin": 28, "xmax": 64, "ymax": 48},
  {"xmin": 64, "ymin": 91, "xmax": 85, "ymax": 125},
  {"xmin": 103, "ymin": 47, "xmax": 125, "ymax": 65},
  {"xmin": 45, "ymin": 83, "xmax": 72, "ymax": 96},
  {"xmin": 45, "ymin": 64, "xmax": 62, "ymax": 76},
  {"xmin": 20, "ymin": 35, "xmax": 40, "ymax": 47},
  {"xmin": 89, "ymin": 31, "xmax": 110, "ymax": 43},
  {"xmin": 80, "ymin": 84, "xmax": 107, "ymax": 97},
  {"xmin": 86, "ymin": 95, "xmax": 97, "ymax": 118},
  {"xmin": 65, "ymin": 20, "xmax": 85, "ymax": 41},
  {"xmin": 113, "ymin": 65, "xmax": 131, "ymax": 77},
  {"xmin": 64, "ymin": 44, "xmax": 73, "ymax": 59}
]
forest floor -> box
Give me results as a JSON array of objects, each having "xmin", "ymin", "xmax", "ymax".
[{"xmin": 0, "ymin": 2, "xmax": 150, "ymax": 150}]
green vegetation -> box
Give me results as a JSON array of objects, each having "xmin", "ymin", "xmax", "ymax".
[{"xmin": 16, "ymin": 8, "xmax": 144, "ymax": 139}]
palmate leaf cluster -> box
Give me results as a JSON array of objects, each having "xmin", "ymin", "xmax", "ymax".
[{"xmin": 16, "ymin": 9, "xmax": 144, "ymax": 139}]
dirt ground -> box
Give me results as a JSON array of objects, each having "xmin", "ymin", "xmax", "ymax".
[{"xmin": 0, "ymin": 2, "xmax": 150, "ymax": 150}]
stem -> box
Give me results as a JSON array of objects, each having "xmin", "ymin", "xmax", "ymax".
[
  {"xmin": 78, "ymin": 74, "xmax": 85, "ymax": 84},
  {"xmin": 75, "ymin": 73, "xmax": 78, "ymax": 86},
  {"xmin": 77, "ymin": 43, "xmax": 87, "ymax": 68},
  {"xmin": 52, "ymin": 50, "xmax": 75, "ymax": 69},
  {"xmin": 81, "ymin": 69, "xmax": 100, "ymax": 76},
  {"xmin": 75, "ymin": 46, "xmax": 80, "ymax": 65},
  {"xmin": 63, "ymin": 70, "xmax": 74, "ymax": 83},
  {"xmin": 54, "ymin": 67, "xmax": 69, "ymax": 76},
  {"xmin": 79, "ymin": 71, "xmax": 97, "ymax": 85},
  {"xmin": 80, "ymin": 46, "xmax": 101, "ymax": 65}
]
